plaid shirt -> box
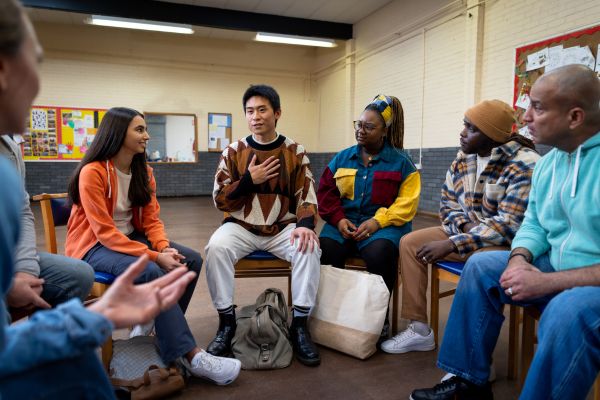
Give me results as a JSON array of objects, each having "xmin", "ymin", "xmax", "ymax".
[{"xmin": 440, "ymin": 139, "xmax": 539, "ymax": 255}]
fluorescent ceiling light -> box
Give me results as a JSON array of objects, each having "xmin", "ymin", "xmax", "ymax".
[
  {"xmin": 87, "ymin": 15, "xmax": 194, "ymax": 35},
  {"xmin": 255, "ymin": 32, "xmax": 336, "ymax": 47}
]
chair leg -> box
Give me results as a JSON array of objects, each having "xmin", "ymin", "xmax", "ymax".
[
  {"xmin": 430, "ymin": 268, "xmax": 440, "ymax": 347},
  {"xmin": 520, "ymin": 311, "xmax": 536, "ymax": 387},
  {"xmin": 101, "ymin": 338, "xmax": 113, "ymax": 372},
  {"xmin": 507, "ymin": 304, "xmax": 520, "ymax": 380},
  {"xmin": 392, "ymin": 280, "xmax": 399, "ymax": 334}
]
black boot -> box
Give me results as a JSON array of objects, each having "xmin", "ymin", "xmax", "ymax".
[
  {"xmin": 207, "ymin": 310, "xmax": 236, "ymax": 357},
  {"xmin": 290, "ymin": 316, "xmax": 321, "ymax": 366}
]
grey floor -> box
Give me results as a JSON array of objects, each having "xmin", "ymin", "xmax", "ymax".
[{"xmin": 35, "ymin": 196, "xmax": 521, "ymax": 400}]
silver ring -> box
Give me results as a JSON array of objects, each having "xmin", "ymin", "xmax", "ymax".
[
  {"xmin": 507, "ymin": 287, "xmax": 513, "ymax": 296},
  {"xmin": 422, "ymin": 256, "xmax": 428, "ymax": 263},
  {"xmin": 366, "ymin": 233, "xmax": 371, "ymax": 237}
]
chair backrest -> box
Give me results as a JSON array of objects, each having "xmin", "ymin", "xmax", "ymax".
[{"xmin": 31, "ymin": 193, "xmax": 71, "ymax": 254}]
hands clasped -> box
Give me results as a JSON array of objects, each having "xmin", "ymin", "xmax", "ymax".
[
  {"xmin": 500, "ymin": 257, "xmax": 549, "ymax": 302},
  {"xmin": 337, "ymin": 218, "xmax": 379, "ymax": 241}
]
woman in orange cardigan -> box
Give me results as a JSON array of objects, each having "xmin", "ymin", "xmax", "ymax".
[{"xmin": 66, "ymin": 107, "xmax": 240, "ymax": 385}]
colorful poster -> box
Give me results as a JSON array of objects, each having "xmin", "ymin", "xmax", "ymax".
[{"xmin": 23, "ymin": 106, "xmax": 106, "ymax": 161}]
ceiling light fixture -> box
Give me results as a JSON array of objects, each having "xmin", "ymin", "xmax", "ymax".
[
  {"xmin": 255, "ymin": 32, "xmax": 336, "ymax": 48},
  {"xmin": 87, "ymin": 15, "xmax": 194, "ymax": 35}
]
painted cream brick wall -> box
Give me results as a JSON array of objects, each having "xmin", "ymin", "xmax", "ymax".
[
  {"xmin": 315, "ymin": 67, "xmax": 349, "ymax": 151},
  {"xmin": 33, "ymin": 22, "xmax": 321, "ymax": 152},
  {"xmin": 480, "ymin": 0, "xmax": 600, "ymax": 103},
  {"xmin": 355, "ymin": 35, "xmax": 424, "ymax": 150},
  {"xmin": 352, "ymin": 10, "xmax": 466, "ymax": 150}
]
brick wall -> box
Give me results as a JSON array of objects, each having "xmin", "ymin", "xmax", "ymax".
[
  {"xmin": 25, "ymin": 145, "xmax": 552, "ymax": 213},
  {"xmin": 25, "ymin": 148, "xmax": 459, "ymax": 213}
]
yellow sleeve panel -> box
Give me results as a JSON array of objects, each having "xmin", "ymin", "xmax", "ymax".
[
  {"xmin": 333, "ymin": 168, "xmax": 357, "ymax": 201},
  {"xmin": 373, "ymin": 170, "xmax": 421, "ymax": 228}
]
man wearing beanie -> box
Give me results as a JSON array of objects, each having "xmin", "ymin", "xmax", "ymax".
[
  {"xmin": 410, "ymin": 64, "xmax": 600, "ymax": 400},
  {"xmin": 381, "ymin": 99, "xmax": 539, "ymax": 355}
]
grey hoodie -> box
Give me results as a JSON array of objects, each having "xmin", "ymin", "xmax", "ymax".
[{"xmin": 0, "ymin": 136, "xmax": 40, "ymax": 276}]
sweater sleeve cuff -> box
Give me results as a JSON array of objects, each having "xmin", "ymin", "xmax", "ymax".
[
  {"xmin": 146, "ymin": 249, "xmax": 160, "ymax": 261},
  {"xmin": 296, "ymin": 216, "xmax": 316, "ymax": 231},
  {"xmin": 328, "ymin": 210, "xmax": 347, "ymax": 228},
  {"xmin": 448, "ymin": 234, "xmax": 470, "ymax": 255},
  {"xmin": 511, "ymin": 237, "xmax": 544, "ymax": 260}
]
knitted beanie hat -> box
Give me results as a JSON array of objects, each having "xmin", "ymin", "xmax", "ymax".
[{"xmin": 464, "ymin": 100, "xmax": 515, "ymax": 143}]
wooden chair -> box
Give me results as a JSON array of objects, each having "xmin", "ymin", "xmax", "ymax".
[
  {"xmin": 234, "ymin": 250, "xmax": 293, "ymax": 305},
  {"xmin": 32, "ymin": 193, "xmax": 115, "ymax": 370},
  {"xmin": 431, "ymin": 260, "xmax": 520, "ymax": 379},
  {"xmin": 520, "ymin": 306, "xmax": 600, "ymax": 397}
]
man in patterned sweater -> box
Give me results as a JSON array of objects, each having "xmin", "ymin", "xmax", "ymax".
[{"xmin": 205, "ymin": 84, "xmax": 322, "ymax": 366}]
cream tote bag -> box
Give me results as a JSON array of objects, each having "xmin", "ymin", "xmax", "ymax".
[{"xmin": 309, "ymin": 264, "xmax": 390, "ymax": 359}]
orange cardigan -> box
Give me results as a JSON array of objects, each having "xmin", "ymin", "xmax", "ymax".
[{"xmin": 65, "ymin": 160, "xmax": 169, "ymax": 261}]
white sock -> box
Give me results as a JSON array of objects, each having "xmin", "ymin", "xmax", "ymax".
[{"xmin": 410, "ymin": 320, "xmax": 431, "ymax": 336}]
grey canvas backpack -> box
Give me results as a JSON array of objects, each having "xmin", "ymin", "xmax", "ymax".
[{"xmin": 231, "ymin": 288, "xmax": 293, "ymax": 370}]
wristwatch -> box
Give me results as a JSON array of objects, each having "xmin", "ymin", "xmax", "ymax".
[{"xmin": 508, "ymin": 251, "xmax": 532, "ymax": 263}]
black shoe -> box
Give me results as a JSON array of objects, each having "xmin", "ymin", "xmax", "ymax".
[
  {"xmin": 290, "ymin": 316, "xmax": 321, "ymax": 366},
  {"xmin": 410, "ymin": 376, "xmax": 493, "ymax": 400},
  {"xmin": 207, "ymin": 310, "xmax": 236, "ymax": 357}
]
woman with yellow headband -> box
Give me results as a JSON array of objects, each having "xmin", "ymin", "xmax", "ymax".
[{"xmin": 317, "ymin": 94, "xmax": 421, "ymax": 341}]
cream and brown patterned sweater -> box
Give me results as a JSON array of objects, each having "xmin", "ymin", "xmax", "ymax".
[{"xmin": 213, "ymin": 134, "xmax": 317, "ymax": 236}]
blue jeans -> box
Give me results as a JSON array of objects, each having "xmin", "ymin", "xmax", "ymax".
[
  {"xmin": 83, "ymin": 232, "xmax": 202, "ymax": 363},
  {"xmin": 0, "ymin": 350, "xmax": 115, "ymax": 399},
  {"xmin": 38, "ymin": 252, "xmax": 95, "ymax": 306},
  {"xmin": 438, "ymin": 250, "xmax": 600, "ymax": 400}
]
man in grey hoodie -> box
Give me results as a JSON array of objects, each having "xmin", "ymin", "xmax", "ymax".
[{"xmin": 0, "ymin": 135, "xmax": 94, "ymax": 314}]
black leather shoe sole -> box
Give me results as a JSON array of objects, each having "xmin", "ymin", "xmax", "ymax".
[{"xmin": 295, "ymin": 353, "xmax": 321, "ymax": 367}]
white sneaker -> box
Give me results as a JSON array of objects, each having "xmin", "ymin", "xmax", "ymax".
[
  {"xmin": 380, "ymin": 324, "xmax": 436, "ymax": 354},
  {"xmin": 129, "ymin": 320, "xmax": 155, "ymax": 338},
  {"xmin": 440, "ymin": 361, "xmax": 496, "ymax": 383},
  {"xmin": 184, "ymin": 350, "xmax": 241, "ymax": 386}
]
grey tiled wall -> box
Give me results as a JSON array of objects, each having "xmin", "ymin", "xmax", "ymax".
[{"xmin": 24, "ymin": 145, "xmax": 551, "ymax": 213}]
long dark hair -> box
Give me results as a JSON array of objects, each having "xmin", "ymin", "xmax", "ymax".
[{"xmin": 68, "ymin": 107, "xmax": 152, "ymax": 207}]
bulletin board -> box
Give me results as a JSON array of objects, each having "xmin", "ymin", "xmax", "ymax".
[
  {"xmin": 207, "ymin": 113, "xmax": 232, "ymax": 152},
  {"xmin": 513, "ymin": 24, "xmax": 600, "ymax": 135},
  {"xmin": 23, "ymin": 106, "xmax": 106, "ymax": 161}
]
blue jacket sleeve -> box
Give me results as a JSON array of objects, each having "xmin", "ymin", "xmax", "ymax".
[{"xmin": 0, "ymin": 299, "xmax": 113, "ymax": 378}]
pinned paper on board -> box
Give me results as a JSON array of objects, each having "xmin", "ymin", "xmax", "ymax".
[
  {"xmin": 526, "ymin": 48, "xmax": 548, "ymax": 71},
  {"xmin": 515, "ymin": 92, "xmax": 531, "ymax": 110},
  {"xmin": 84, "ymin": 115, "xmax": 94, "ymax": 128},
  {"xmin": 208, "ymin": 113, "xmax": 232, "ymax": 152},
  {"xmin": 545, "ymin": 45, "xmax": 564, "ymax": 72}
]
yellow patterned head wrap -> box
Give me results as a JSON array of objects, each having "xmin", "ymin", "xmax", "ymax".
[{"xmin": 367, "ymin": 94, "xmax": 393, "ymax": 127}]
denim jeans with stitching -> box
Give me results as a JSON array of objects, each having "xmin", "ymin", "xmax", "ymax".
[
  {"xmin": 83, "ymin": 231, "xmax": 202, "ymax": 363},
  {"xmin": 437, "ymin": 250, "xmax": 600, "ymax": 400}
]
